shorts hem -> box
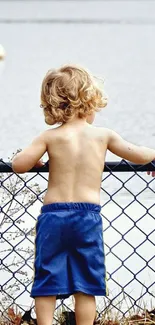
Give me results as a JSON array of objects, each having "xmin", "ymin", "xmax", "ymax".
[{"xmin": 30, "ymin": 286, "xmax": 106, "ymax": 299}]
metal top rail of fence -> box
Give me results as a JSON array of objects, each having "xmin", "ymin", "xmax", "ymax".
[
  {"xmin": 0, "ymin": 159, "xmax": 155, "ymax": 323},
  {"xmin": 1, "ymin": 159, "xmax": 155, "ymax": 172}
]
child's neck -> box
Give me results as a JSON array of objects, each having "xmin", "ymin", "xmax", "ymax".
[{"xmin": 63, "ymin": 117, "xmax": 87, "ymax": 126}]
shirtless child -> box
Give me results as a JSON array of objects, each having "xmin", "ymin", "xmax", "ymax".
[{"xmin": 12, "ymin": 65, "xmax": 155, "ymax": 325}]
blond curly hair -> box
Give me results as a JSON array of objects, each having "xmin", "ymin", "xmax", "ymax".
[{"xmin": 40, "ymin": 64, "xmax": 107, "ymax": 125}]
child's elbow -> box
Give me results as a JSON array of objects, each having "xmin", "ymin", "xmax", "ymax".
[{"xmin": 12, "ymin": 159, "xmax": 26, "ymax": 174}]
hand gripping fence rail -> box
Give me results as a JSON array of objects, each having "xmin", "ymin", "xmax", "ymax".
[{"xmin": 0, "ymin": 159, "xmax": 155, "ymax": 323}]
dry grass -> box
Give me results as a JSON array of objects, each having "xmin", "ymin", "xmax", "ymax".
[{"xmin": 0, "ymin": 305, "xmax": 154, "ymax": 325}]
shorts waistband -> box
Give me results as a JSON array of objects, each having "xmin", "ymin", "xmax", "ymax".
[{"xmin": 41, "ymin": 202, "xmax": 101, "ymax": 213}]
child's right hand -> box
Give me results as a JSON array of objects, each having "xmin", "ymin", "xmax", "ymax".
[{"xmin": 147, "ymin": 171, "xmax": 155, "ymax": 177}]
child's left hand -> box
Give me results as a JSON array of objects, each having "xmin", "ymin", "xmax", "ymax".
[
  {"xmin": 147, "ymin": 171, "xmax": 155, "ymax": 177},
  {"xmin": 34, "ymin": 160, "xmax": 45, "ymax": 168}
]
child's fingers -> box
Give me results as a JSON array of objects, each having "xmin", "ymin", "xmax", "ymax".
[{"xmin": 147, "ymin": 171, "xmax": 155, "ymax": 177}]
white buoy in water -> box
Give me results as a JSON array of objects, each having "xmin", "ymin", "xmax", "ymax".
[{"xmin": 0, "ymin": 44, "xmax": 6, "ymax": 60}]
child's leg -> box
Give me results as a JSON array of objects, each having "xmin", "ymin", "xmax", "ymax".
[
  {"xmin": 35, "ymin": 296, "xmax": 56, "ymax": 325},
  {"xmin": 74, "ymin": 292, "xmax": 96, "ymax": 325}
]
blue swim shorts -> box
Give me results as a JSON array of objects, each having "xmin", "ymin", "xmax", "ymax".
[{"xmin": 30, "ymin": 202, "xmax": 107, "ymax": 299}]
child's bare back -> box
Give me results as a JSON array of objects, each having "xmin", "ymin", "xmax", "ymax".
[{"xmin": 44, "ymin": 123, "xmax": 107, "ymax": 205}]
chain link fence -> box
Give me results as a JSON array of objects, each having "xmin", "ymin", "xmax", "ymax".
[{"xmin": 0, "ymin": 159, "xmax": 155, "ymax": 323}]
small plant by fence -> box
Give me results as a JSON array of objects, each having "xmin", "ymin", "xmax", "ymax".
[{"xmin": 0, "ymin": 159, "xmax": 155, "ymax": 324}]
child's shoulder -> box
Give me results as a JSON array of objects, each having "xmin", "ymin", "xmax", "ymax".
[
  {"xmin": 38, "ymin": 128, "xmax": 57, "ymax": 140},
  {"xmin": 92, "ymin": 126, "xmax": 114, "ymax": 138}
]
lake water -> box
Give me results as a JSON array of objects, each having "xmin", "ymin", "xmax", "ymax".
[{"xmin": 0, "ymin": 0, "xmax": 155, "ymax": 316}]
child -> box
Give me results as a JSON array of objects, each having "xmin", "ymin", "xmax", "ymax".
[{"xmin": 12, "ymin": 64, "xmax": 155, "ymax": 325}]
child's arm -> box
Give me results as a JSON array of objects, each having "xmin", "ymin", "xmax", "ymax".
[
  {"xmin": 12, "ymin": 132, "xmax": 47, "ymax": 173},
  {"xmin": 107, "ymin": 129, "xmax": 155, "ymax": 164}
]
